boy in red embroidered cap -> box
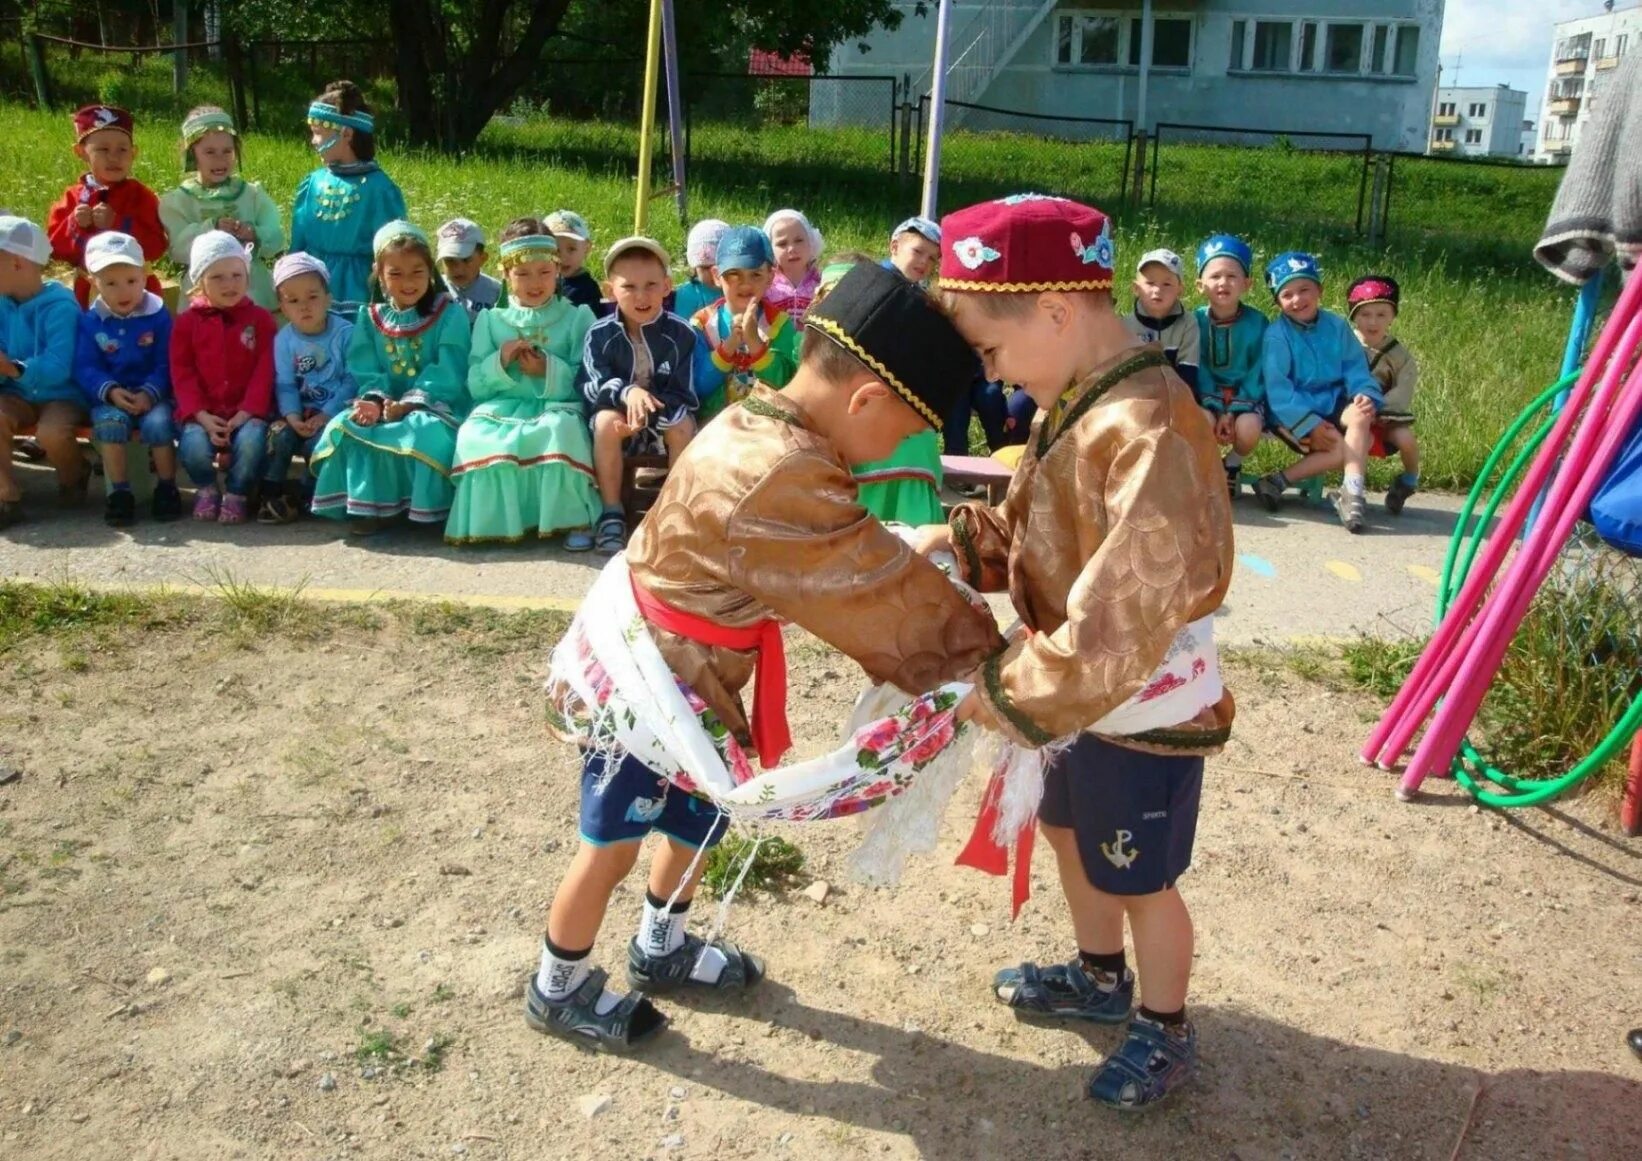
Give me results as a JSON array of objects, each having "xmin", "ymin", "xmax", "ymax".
[
  {"xmin": 46, "ymin": 105, "xmax": 168, "ymax": 308},
  {"xmin": 917, "ymin": 194, "xmax": 1233, "ymax": 1110},
  {"xmin": 1347, "ymin": 274, "xmax": 1421, "ymax": 515}
]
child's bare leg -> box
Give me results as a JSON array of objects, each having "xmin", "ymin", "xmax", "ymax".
[
  {"xmin": 1042, "ymin": 822, "xmax": 1125, "ymax": 954},
  {"xmin": 1340, "ymin": 409, "xmax": 1374, "ymax": 483},
  {"xmin": 152, "ymin": 445, "xmax": 178, "ymax": 481},
  {"xmin": 1125, "ymin": 887, "xmax": 1193, "ymax": 1014},
  {"xmin": 100, "ymin": 441, "xmax": 130, "ymax": 485},
  {"xmin": 661, "ymin": 416, "xmax": 696, "ymax": 464},
  {"xmin": 1232, "ymin": 413, "xmax": 1263, "ymax": 457},
  {"xmin": 546, "ymin": 839, "xmax": 642, "ymax": 950},
  {"xmin": 0, "ymin": 396, "xmax": 26, "ymax": 502},
  {"xmin": 1280, "ymin": 445, "xmax": 1343, "ymax": 483},
  {"xmin": 1387, "ymin": 424, "xmax": 1419, "ymax": 478},
  {"xmin": 592, "ymin": 409, "xmax": 626, "ymax": 510}
]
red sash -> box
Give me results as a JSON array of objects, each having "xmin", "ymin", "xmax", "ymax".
[{"xmin": 630, "ymin": 577, "xmax": 791, "ymax": 769}]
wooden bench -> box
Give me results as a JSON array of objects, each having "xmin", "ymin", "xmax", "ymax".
[
  {"xmin": 620, "ymin": 454, "xmax": 670, "ymax": 525},
  {"xmin": 940, "ymin": 454, "xmax": 1015, "ymax": 505}
]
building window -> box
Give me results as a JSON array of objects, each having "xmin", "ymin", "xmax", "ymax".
[
  {"xmin": 1393, "ymin": 25, "xmax": 1420, "ymax": 75},
  {"xmin": 1127, "ymin": 17, "xmax": 1193, "ymax": 69},
  {"xmin": 1053, "ymin": 14, "xmax": 1120, "ymax": 66},
  {"xmin": 1229, "ymin": 20, "xmax": 1245, "ymax": 71},
  {"xmin": 1251, "ymin": 20, "xmax": 1293, "ymax": 71},
  {"xmin": 1438, "ymin": 101, "xmax": 1456, "ymax": 116},
  {"xmin": 1299, "ymin": 21, "xmax": 1320, "ymax": 72},
  {"xmin": 1371, "ymin": 24, "xmax": 1391, "ymax": 74},
  {"xmin": 1433, "ymin": 128, "xmax": 1453, "ymax": 142},
  {"xmin": 1468, "ymin": 102, "xmax": 1487, "ymax": 118},
  {"xmin": 1464, "ymin": 128, "xmax": 1482, "ymax": 144},
  {"xmin": 1595, "ymin": 38, "xmax": 1607, "ymax": 59},
  {"xmin": 1325, "ymin": 23, "xmax": 1363, "ymax": 72},
  {"xmin": 1618, "ymin": 34, "xmax": 1630, "ymax": 57}
]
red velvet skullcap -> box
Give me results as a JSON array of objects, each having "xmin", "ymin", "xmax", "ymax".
[
  {"xmin": 938, "ymin": 194, "xmax": 1115, "ymax": 293},
  {"xmin": 73, "ymin": 104, "xmax": 135, "ymax": 143}
]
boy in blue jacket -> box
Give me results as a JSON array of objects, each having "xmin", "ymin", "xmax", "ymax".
[
  {"xmin": 1252, "ymin": 252, "xmax": 1382, "ymax": 533},
  {"xmin": 0, "ymin": 215, "xmax": 88, "ymax": 527},
  {"xmin": 76, "ymin": 231, "xmax": 180, "ymax": 526}
]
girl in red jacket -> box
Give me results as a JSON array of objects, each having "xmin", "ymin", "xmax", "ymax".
[{"xmin": 170, "ymin": 231, "xmax": 276, "ymax": 524}]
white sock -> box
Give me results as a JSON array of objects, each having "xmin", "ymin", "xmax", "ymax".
[
  {"xmin": 1344, "ymin": 471, "xmax": 1366, "ymax": 495},
  {"xmin": 537, "ymin": 942, "xmax": 624, "ymax": 1015},
  {"xmin": 637, "ymin": 894, "xmax": 688, "ymax": 958},
  {"xmin": 690, "ymin": 943, "xmax": 729, "ymax": 985}
]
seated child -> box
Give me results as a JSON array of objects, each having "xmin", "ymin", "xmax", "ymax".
[
  {"xmin": 544, "ymin": 210, "xmax": 603, "ymax": 315},
  {"xmin": 46, "ymin": 105, "xmax": 167, "ymax": 308},
  {"xmin": 1347, "ymin": 274, "xmax": 1420, "ymax": 516},
  {"xmin": 258, "ymin": 253, "xmax": 357, "ymax": 524},
  {"xmin": 581, "ymin": 236, "xmax": 698, "ymax": 554},
  {"xmin": 921, "ymin": 194, "xmax": 1234, "ymax": 1111},
  {"xmin": 1193, "ymin": 234, "xmax": 1266, "ymax": 495},
  {"xmin": 762, "ymin": 208, "xmax": 822, "ymax": 327},
  {"xmin": 445, "ymin": 219, "xmax": 599, "ymax": 546},
  {"xmin": 690, "ymin": 226, "xmax": 798, "ymax": 421},
  {"xmin": 310, "ymin": 221, "xmax": 471, "ymax": 534},
  {"xmin": 1253, "ymin": 252, "xmax": 1383, "ymax": 533},
  {"xmin": 885, "ymin": 216, "xmax": 941, "ymax": 283},
  {"xmin": 0, "ymin": 215, "xmax": 89, "ymax": 526},
  {"xmin": 845, "ymin": 251, "xmax": 944, "ymax": 526},
  {"xmin": 291, "ymin": 81, "xmax": 407, "ymax": 312},
  {"xmin": 75, "ymin": 232, "xmax": 180, "ymax": 527},
  {"xmin": 158, "ymin": 106, "xmax": 285, "ymax": 310},
  {"xmin": 171, "ymin": 231, "xmax": 276, "ymax": 524},
  {"xmin": 530, "ymin": 260, "xmax": 1003, "ymax": 1051},
  {"xmin": 437, "ymin": 218, "xmax": 503, "ymax": 318},
  {"xmin": 1121, "ymin": 249, "xmax": 1199, "ymax": 393},
  {"xmin": 673, "ymin": 219, "xmax": 728, "ymax": 319}
]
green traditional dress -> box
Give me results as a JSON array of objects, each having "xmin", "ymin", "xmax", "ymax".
[
  {"xmin": 852, "ymin": 429, "xmax": 945, "ymax": 527},
  {"xmin": 445, "ymin": 297, "xmax": 600, "ymax": 544},
  {"xmin": 158, "ymin": 176, "xmax": 285, "ymax": 309},
  {"xmin": 310, "ymin": 295, "xmax": 471, "ymax": 523}
]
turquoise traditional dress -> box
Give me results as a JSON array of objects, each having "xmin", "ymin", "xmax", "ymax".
[
  {"xmin": 853, "ymin": 430, "xmax": 945, "ymax": 526},
  {"xmin": 289, "ymin": 162, "xmax": 406, "ymax": 309},
  {"xmin": 445, "ymin": 297, "xmax": 601, "ymax": 544},
  {"xmin": 159, "ymin": 176, "xmax": 286, "ymax": 309},
  {"xmin": 310, "ymin": 295, "xmax": 471, "ymax": 523}
]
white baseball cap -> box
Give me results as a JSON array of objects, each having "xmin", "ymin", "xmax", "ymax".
[
  {"xmin": 437, "ymin": 218, "xmax": 485, "ymax": 260},
  {"xmin": 84, "ymin": 231, "xmax": 145, "ymax": 274},
  {"xmin": 0, "ymin": 215, "xmax": 50, "ymax": 266},
  {"xmin": 603, "ymin": 236, "xmax": 671, "ymax": 272},
  {"xmin": 544, "ymin": 210, "xmax": 592, "ymax": 242},
  {"xmin": 1137, "ymin": 248, "xmax": 1184, "ymax": 279}
]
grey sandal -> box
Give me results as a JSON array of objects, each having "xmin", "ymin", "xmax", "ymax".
[
  {"xmin": 627, "ymin": 933, "xmax": 765, "ymax": 994},
  {"xmin": 993, "ymin": 957, "xmax": 1134, "ymax": 1023},
  {"xmin": 523, "ymin": 968, "xmax": 667, "ymax": 1051},
  {"xmin": 593, "ymin": 512, "xmax": 627, "ymax": 555}
]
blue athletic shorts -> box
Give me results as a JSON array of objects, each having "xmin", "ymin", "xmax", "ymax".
[
  {"xmin": 578, "ymin": 749, "xmax": 729, "ymax": 850},
  {"xmin": 1038, "ymin": 733, "xmax": 1203, "ymax": 896}
]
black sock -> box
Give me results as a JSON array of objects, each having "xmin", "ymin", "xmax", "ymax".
[
  {"xmin": 644, "ymin": 889, "xmax": 693, "ymax": 915},
  {"xmin": 543, "ymin": 934, "xmax": 591, "ymax": 961},
  {"xmin": 1078, "ymin": 949, "xmax": 1127, "ymax": 981},
  {"xmin": 1139, "ymin": 1004, "xmax": 1186, "ymax": 1027}
]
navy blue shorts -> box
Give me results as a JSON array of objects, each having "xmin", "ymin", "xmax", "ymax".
[
  {"xmin": 578, "ymin": 749, "xmax": 729, "ymax": 850},
  {"xmin": 1039, "ymin": 734, "xmax": 1203, "ymax": 896}
]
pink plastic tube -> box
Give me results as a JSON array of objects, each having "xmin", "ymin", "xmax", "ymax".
[
  {"xmin": 1401, "ymin": 340, "xmax": 1642, "ymax": 791},
  {"xmin": 1362, "ymin": 270, "xmax": 1642, "ymax": 769}
]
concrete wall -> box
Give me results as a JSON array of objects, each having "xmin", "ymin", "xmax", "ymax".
[{"xmin": 827, "ymin": 0, "xmax": 1444, "ymax": 152}]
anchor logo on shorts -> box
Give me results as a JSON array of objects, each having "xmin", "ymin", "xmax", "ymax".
[{"xmin": 1101, "ymin": 829, "xmax": 1139, "ymax": 870}]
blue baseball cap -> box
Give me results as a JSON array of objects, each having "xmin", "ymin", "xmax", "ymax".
[
  {"xmin": 714, "ymin": 225, "xmax": 774, "ymax": 272},
  {"xmin": 891, "ymin": 216, "xmax": 941, "ymax": 246},
  {"xmin": 1265, "ymin": 251, "xmax": 1322, "ymax": 296},
  {"xmin": 1196, "ymin": 234, "xmax": 1253, "ymax": 276}
]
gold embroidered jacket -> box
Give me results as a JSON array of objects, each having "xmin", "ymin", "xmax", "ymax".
[
  {"xmin": 949, "ymin": 345, "xmax": 1236, "ymax": 754},
  {"xmin": 626, "ymin": 384, "xmax": 1005, "ymax": 747}
]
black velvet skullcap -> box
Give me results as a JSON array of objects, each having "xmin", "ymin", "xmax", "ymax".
[{"xmin": 804, "ymin": 260, "xmax": 975, "ymax": 431}]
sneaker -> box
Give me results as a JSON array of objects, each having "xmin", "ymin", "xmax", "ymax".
[
  {"xmin": 1087, "ymin": 1015, "xmax": 1198, "ymax": 1110},
  {"xmin": 192, "ymin": 486, "xmax": 222, "ymax": 522},
  {"xmin": 1385, "ymin": 476, "xmax": 1416, "ymax": 517},
  {"xmin": 151, "ymin": 481, "xmax": 182, "ymax": 522},
  {"xmin": 1252, "ymin": 473, "xmax": 1285, "ymax": 513},
  {"xmin": 257, "ymin": 495, "xmax": 300, "ymax": 525},
  {"xmin": 104, "ymin": 489, "xmax": 137, "ymax": 528},
  {"xmin": 1334, "ymin": 488, "xmax": 1366, "ymax": 534}
]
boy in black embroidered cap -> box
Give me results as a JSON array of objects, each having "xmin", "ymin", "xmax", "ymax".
[{"xmin": 528, "ymin": 260, "xmax": 1004, "ymax": 1053}]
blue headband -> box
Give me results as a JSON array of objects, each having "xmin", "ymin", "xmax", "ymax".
[
  {"xmin": 307, "ymin": 101, "xmax": 375, "ymax": 134},
  {"xmin": 498, "ymin": 235, "xmax": 560, "ymax": 266}
]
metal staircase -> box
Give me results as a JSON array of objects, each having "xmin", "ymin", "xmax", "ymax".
[{"xmin": 914, "ymin": 0, "xmax": 1060, "ymax": 111}]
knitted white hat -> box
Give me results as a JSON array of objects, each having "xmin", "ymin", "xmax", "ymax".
[
  {"xmin": 685, "ymin": 219, "xmax": 729, "ymax": 269},
  {"xmin": 762, "ymin": 208, "xmax": 824, "ymax": 260},
  {"xmin": 188, "ymin": 229, "xmax": 252, "ymax": 288},
  {"xmin": 273, "ymin": 251, "xmax": 330, "ymax": 288}
]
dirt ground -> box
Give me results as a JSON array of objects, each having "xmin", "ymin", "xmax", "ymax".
[{"xmin": 1, "ymin": 607, "xmax": 1639, "ymax": 1161}]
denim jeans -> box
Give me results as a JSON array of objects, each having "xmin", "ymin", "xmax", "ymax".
[
  {"xmin": 178, "ymin": 419, "xmax": 268, "ymax": 496},
  {"xmin": 262, "ymin": 421, "xmax": 323, "ymax": 488},
  {"xmin": 943, "ymin": 377, "xmax": 1010, "ymax": 455},
  {"xmin": 90, "ymin": 400, "xmax": 176, "ymax": 447}
]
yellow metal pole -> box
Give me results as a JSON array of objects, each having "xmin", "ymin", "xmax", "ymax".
[{"xmin": 634, "ymin": 0, "xmax": 665, "ymax": 233}]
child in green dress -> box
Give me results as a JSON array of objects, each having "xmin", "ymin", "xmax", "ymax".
[
  {"xmin": 444, "ymin": 218, "xmax": 600, "ymax": 545},
  {"xmin": 309, "ymin": 221, "xmax": 471, "ymax": 535},
  {"xmin": 159, "ymin": 106, "xmax": 285, "ymax": 309}
]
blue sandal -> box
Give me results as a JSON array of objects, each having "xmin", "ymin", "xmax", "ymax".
[
  {"xmin": 523, "ymin": 969, "xmax": 666, "ymax": 1052},
  {"xmin": 593, "ymin": 512, "xmax": 627, "ymax": 555},
  {"xmin": 1087, "ymin": 1014, "xmax": 1197, "ymax": 1109},
  {"xmin": 993, "ymin": 957, "xmax": 1134, "ymax": 1023}
]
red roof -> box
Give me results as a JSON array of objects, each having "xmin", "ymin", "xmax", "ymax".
[{"xmin": 748, "ymin": 48, "xmax": 813, "ymax": 77}]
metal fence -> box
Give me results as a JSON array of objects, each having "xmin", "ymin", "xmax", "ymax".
[
  {"xmin": 1149, "ymin": 123, "xmax": 1375, "ymax": 235},
  {"xmin": 1378, "ymin": 150, "xmax": 1562, "ymax": 253}
]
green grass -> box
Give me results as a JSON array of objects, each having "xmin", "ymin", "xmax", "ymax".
[
  {"xmin": 0, "ymin": 65, "xmax": 1576, "ymax": 487},
  {"xmin": 702, "ymin": 833, "xmax": 805, "ymax": 898}
]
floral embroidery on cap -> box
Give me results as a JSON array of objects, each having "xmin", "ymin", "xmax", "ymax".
[
  {"xmin": 1071, "ymin": 220, "xmax": 1114, "ymax": 269},
  {"xmin": 952, "ymin": 236, "xmax": 1002, "ymax": 270},
  {"xmin": 1000, "ymin": 193, "xmax": 1065, "ymax": 206}
]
